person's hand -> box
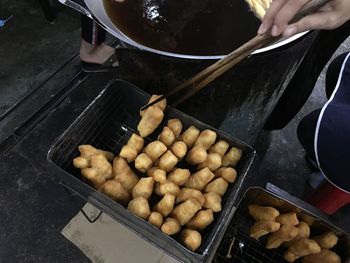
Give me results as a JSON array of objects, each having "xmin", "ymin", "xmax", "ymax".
[{"xmin": 258, "ymin": 0, "xmax": 350, "ymax": 37}]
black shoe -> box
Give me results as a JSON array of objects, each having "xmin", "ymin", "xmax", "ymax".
[{"xmin": 305, "ymin": 154, "xmax": 319, "ymax": 171}]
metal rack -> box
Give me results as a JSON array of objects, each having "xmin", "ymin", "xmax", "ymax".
[
  {"xmin": 213, "ymin": 202, "xmax": 287, "ymax": 263},
  {"xmin": 214, "ymin": 230, "xmax": 286, "ymax": 263},
  {"xmin": 214, "ymin": 186, "xmax": 350, "ymax": 263},
  {"xmin": 48, "ymin": 79, "xmax": 256, "ymax": 263}
]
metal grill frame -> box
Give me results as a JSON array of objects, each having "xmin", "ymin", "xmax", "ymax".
[
  {"xmin": 213, "ymin": 187, "xmax": 350, "ymax": 263},
  {"xmin": 47, "ymin": 79, "xmax": 256, "ymax": 263},
  {"xmin": 213, "ymin": 198, "xmax": 287, "ymax": 263}
]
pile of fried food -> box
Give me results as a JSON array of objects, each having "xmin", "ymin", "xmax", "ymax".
[
  {"xmin": 248, "ymin": 204, "xmax": 341, "ymax": 263},
  {"xmin": 245, "ymin": 0, "xmax": 271, "ymax": 20},
  {"xmin": 72, "ymin": 95, "xmax": 242, "ymax": 252}
]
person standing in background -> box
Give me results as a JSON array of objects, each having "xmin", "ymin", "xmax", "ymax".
[
  {"xmin": 260, "ymin": 0, "xmax": 350, "ymax": 214},
  {"xmin": 79, "ymin": 16, "xmax": 119, "ymax": 72}
]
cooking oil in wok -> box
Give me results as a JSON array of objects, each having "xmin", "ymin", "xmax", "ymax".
[{"xmin": 103, "ymin": 0, "xmax": 260, "ymax": 56}]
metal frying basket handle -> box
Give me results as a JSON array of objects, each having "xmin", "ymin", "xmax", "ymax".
[{"xmin": 58, "ymin": 0, "xmax": 92, "ymax": 18}]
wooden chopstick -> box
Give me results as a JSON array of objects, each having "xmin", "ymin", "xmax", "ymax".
[
  {"xmin": 172, "ymin": 33, "xmax": 275, "ymax": 106},
  {"xmin": 141, "ymin": 0, "xmax": 329, "ymax": 110},
  {"xmin": 139, "ymin": 34, "xmax": 273, "ymax": 111}
]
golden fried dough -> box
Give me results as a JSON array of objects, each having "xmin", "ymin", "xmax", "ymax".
[
  {"xmin": 186, "ymin": 209, "xmax": 214, "ymax": 230},
  {"xmin": 132, "ymin": 177, "xmax": 155, "ymax": 200},
  {"xmin": 90, "ymin": 154, "xmax": 113, "ymax": 179},
  {"xmin": 313, "ymin": 232, "xmax": 339, "ymax": 249},
  {"xmin": 168, "ymin": 168, "xmax": 191, "ymax": 186},
  {"xmin": 276, "ymin": 212, "xmax": 299, "ymax": 226},
  {"xmin": 113, "ymin": 157, "xmax": 139, "ymax": 192},
  {"xmin": 137, "ymin": 105, "xmax": 164, "ymax": 137},
  {"xmin": 176, "ymin": 188, "xmax": 205, "ymax": 206},
  {"xmin": 172, "ymin": 199, "xmax": 202, "ymax": 226},
  {"xmin": 81, "ymin": 168, "xmax": 106, "ymax": 189},
  {"xmin": 222, "ymin": 147, "xmax": 242, "ymax": 167},
  {"xmin": 248, "ymin": 204, "xmax": 280, "ymax": 221},
  {"xmin": 148, "ymin": 212, "xmax": 163, "ymax": 229},
  {"xmin": 78, "ymin": 145, "xmax": 114, "ymax": 161},
  {"xmin": 215, "ymin": 167, "xmax": 237, "ymax": 183},
  {"xmin": 134, "ymin": 153, "xmax": 153, "ymax": 173},
  {"xmin": 186, "ymin": 146, "xmax": 208, "ymax": 166},
  {"xmin": 120, "ymin": 133, "xmax": 144, "ymax": 162},
  {"xmin": 209, "ymin": 140, "xmax": 230, "ymax": 156},
  {"xmin": 147, "ymin": 167, "xmax": 166, "ymax": 184},
  {"xmin": 149, "ymin": 95, "xmax": 167, "ymax": 111},
  {"xmin": 127, "ymin": 197, "xmax": 151, "ymax": 220},
  {"xmin": 285, "ymin": 222, "xmax": 310, "ymax": 247},
  {"xmin": 284, "ymin": 238, "xmax": 321, "ymax": 263},
  {"xmin": 161, "ymin": 218, "xmax": 181, "ymax": 235},
  {"xmin": 204, "ymin": 178, "xmax": 228, "ymax": 196},
  {"xmin": 158, "ymin": 126, "xmax": 176, "ymax": 147},
  {"xmin": 181, "ymin": 229, "xmax": 202, "ymax": 251},
  {"xmin": 127, "ymin": 133, "xmax": 144, "ymax": 153},
  {"xmin": 170, "ymin": 141, "xmax": 187, "ymax": 159},
  {"xmin": 153, "ymin": 193, "xmax": 176, "ymax": 217},
  {"xmin": 252, "ymin": 0, "xmax": 266, "ymax": 19},
  {"xmin": 185, "ymin": 167, "xmax": 215, "ymax": 191},
  {"xmin": 250, "ymin": 220, "xmax": 281, "ymax": 240},
  {"xmin": 73, "ymin": 156, "xmax": 89, "ymax": 169},
  {"xmin": 194, "ymin": 129, "xmax": 217, "ymax": 150},
  {"xmin": 203, "ymin": 192, "xmax": 222, "ymax": 212},
  {"xmin": 78, "ymin": 153, "xmax": 113, "ymax": 188},
  {"xmin": 155, "ymin": 181, "xmax": 181, "ymax": 196},
  {"xmin": 245, "ymin": 0, "xmax": 270, "ymax": 20},
  {"xmin": 302, "ymin": 249, "xmax": 341, "ymax": 263},
  {"xmin": 100, "ymin": 180, "xmax": 130, "ymax": 205},
  {"xmin": 144, "ymin": 141, "xmax": 167, "ymax": 162},
  {"xmin": 266, "ymin": 224, "xmax": 299, "ymax": 249},
  {"xmin": 158, "ymin": 150, "xmax": 178, "ymax": 172},
  {"xmin": 198, "ymin": 153, "xmax": 222, "ymax": 171},
  {"xmin": 119, "ymin": 145, "xmax": 138, "ymax": 163},
  {"xmin": 140, "ymin": 95, "xmax": 166, "ymax": 117},
  {"xmin": 179, "ymin": 126, "xmax": 200, "ymax": 148},
  {"xmin": 167, "ymin": 119, "xmax": 183, "ymax": 138}
]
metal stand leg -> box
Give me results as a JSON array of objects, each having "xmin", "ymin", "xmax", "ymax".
[{"xmin": 38, "ymin": 0, "xmax": 56, "ymax": 23}]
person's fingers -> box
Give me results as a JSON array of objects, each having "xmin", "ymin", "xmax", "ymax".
[
  {"xmin": 259, "ymin": 0, "xmax": 350, "ymax": 37},
  {"xmin": 317, "ymin": 3, "xmax": 333, "ymax": 12},
  {"xmin": 282, "ymin": 11, "xmax": 339, "ymax": 38},
  {"xmin": 272, "ymin": 0, "xmax": 312, "ymax": 36},
  {"xmin": 258, "ymin": 0, "xmax": 288, "ymax": 35}
]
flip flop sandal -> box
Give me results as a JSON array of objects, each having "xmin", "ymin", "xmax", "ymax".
[{"xmin": 81, "ymin": 53, "xmax": 119, "ymax": 73}]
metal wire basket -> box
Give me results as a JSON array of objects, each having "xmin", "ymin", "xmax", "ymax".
[
  {"xmin": 48, "ymin": 79, "xmax": 256, "ymax": 263},
  {"xmin": 213, "ymin": 187, "xmax": 350, "ymax": 263}
]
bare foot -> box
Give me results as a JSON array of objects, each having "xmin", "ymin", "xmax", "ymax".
[{"xmin": 80, "ymin": 40, "xmax": 118, "ymax": 66}]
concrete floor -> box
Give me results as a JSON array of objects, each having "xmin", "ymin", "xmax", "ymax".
[
  {"xmin": 0, "ymin": 1, "xmax": 349, "ymax": 262},
  {"xmin": 0, "ymin": 0, "xmax": 80, "ymax": 117},
  {"xmin": 0, "ymin": 1, "xmax": 88, "ymax": 262}
]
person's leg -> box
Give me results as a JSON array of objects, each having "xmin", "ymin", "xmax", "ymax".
[
  {"xmin": 325, "ymin": 52, "xmax": 350, "ymax": 98},
  {"xmin": 297, "ymin": 109, "xmax": 325, "ymax": 188},
  {"xmin": 297, "ymin": 52, "xmax": 350, "ymax": 189},
  {"xmin": 297, "ymin": 52, "xmax": 348, "ymax": 152},
  {"xmin": 264, "ymin": 21, "xmax": 350, "ymax": 130},
  {"xmin": 297, "ymin": 109, "xmax": 320, "ymax": 165},
  {"xmin": 307, "ymin": 53, "xmax": 350, "ymax": 214},
  {"xmin": 80, "ymin": 15, "xmax": 117, "ymax": 65}
]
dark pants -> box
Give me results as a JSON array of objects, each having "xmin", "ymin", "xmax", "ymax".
[
  {"xmin": 297, "ymin": 53, "xmax": 346, "ymax": 163},
  {"xmin": 81, "ymin": 15, "xmax": 106, "ymax": 45},
  {"xmin": 265, "ymin": 21, "xmax": 350, "ymax": 130}
]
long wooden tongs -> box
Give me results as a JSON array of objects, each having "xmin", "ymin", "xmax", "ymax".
[{"xmin": 141, "ymin": 0, "xmax": 329, "ymax": 111}]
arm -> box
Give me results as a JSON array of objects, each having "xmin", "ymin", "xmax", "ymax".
[{"xmin": 258, "ymin": 0, "xmax": 350, "ymax": 37}]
